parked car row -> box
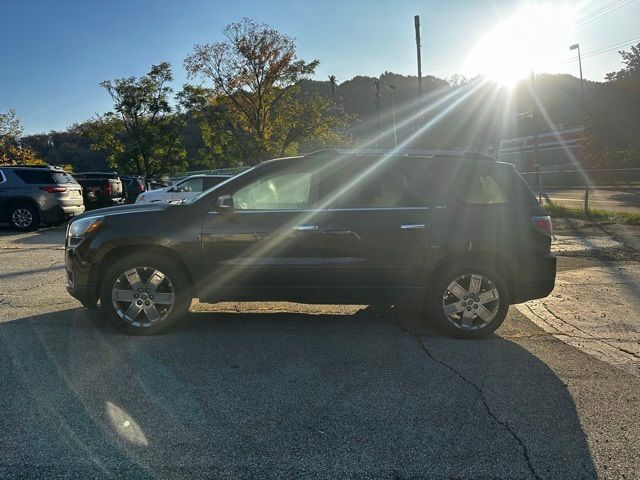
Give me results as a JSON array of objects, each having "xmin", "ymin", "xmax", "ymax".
[
  {"xmin": 135, "ymin": 174, "xmax": 231, "ymax": 204},
  {"xmin": 1, "ymin": 165, "xmax": 233, "ymax": 230}
]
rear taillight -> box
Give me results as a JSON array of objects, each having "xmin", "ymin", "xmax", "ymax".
[
  {"xmin": 40, "ymin": 186, "xmax": 67, "ymax": 193},
  {"xmin": 531, "ymin": 215, "xmax": 553, "ymax": 237},
  {"xmin": 101, "ymin": 184, "xmax": 112, "ymax": 195}
]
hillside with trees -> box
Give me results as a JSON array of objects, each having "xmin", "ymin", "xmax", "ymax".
[{"xmin": 2, "ymin": 19, "xmax": 639, "ymax": 176}]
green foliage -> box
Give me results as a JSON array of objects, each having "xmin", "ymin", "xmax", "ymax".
[
  {"xmin": 92, "ymin": 62, "xmax": 187, "ymax": 178},
  {"xmin": 0, "ymin": 109, "xmax": 44, "ymax": 165},
  {"xmin": 586, "ymin": 43, "xmax": 640, "ymax": 164},
  {"xmin": 546, "ymin": 201, "xmax": 640, "ymax": 226},
  {"xmin": 184, "ymin": 18, "xmax": 352, "ymax": 162}
]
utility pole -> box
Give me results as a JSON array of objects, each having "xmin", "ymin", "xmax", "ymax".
[
  {"xmin": 414, "ymin": 15, "xmax": 422, "ymax": 98},
  {"xmin": 389, "ymin": 84, "xmax": 398, "ymax": 149},
  {"xmin": 374, "ymin": 79, "xmax": 381, "ymax": 147},
  {"xmin": 328, "ymin": 75, "xmax": 337, "ymax": 105},
  {"xmin": 414, "ymin": 15, "xmax": 426, "ymax": 148}
]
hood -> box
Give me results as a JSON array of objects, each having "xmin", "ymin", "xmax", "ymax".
[{"xmin": 72, "ymin": 202, "xmax": 168, "ymax": 221}]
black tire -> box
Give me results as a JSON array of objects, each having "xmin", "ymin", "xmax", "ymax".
[
  {"xmin": 427, "ymin": 264, "xmax": 509, "ymax": 339},
  {"xmin": 9, "ymin": 203, "xmax": 40, "ymax": 231},
  {"xmin": 100, "ymin": 253, "xmax": 192, "ymax": 335}
]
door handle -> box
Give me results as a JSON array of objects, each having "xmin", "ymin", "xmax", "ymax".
[
  {"xmin": 401, "ymin": 224, "xmax": 426, "ymax": 230},
  {"xmin": 294, "ymin": 225, "xmax": 319, "ymax": 232}
]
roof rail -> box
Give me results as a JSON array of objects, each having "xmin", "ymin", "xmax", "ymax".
[
  {"xmin": 304, "ymin": 148, "xmax": 484, "ymax": 158},
  {"xmin": 7, "ymin": 164, "xmax": 62, "ymax": 170}
]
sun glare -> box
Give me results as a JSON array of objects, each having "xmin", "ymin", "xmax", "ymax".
[{"xmin": 465, "ymin": 4, "xmax": 575, "ymax": 86}]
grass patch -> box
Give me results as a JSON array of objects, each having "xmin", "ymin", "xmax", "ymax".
[{"xmin": 545, "ymin": 201, "xmax": 640, "ymax": 225}]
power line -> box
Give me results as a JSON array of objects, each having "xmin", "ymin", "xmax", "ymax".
[
  {"xmin": 572, "ymin": 0, "xmax": 636, "ymax": 28},
  {"xmin": 556, "ymin": 34, "xmax": 640, "ymax": 66}
]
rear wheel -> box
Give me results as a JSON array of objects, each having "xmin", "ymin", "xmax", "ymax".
[
  {"xmin": 9, "ymin": 204, "xmax": 39, "ymax": 231},
  {"xmin": 100, "ymin": 254, "xmax": 191, "ymax": 335},
  {"xmin": 428, "ymin": 265, "xmax": 509, "ymax": 339}
]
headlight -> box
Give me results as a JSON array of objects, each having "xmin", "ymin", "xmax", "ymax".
[{"xmin": 68, "ymin": 215, "xmax": 104, "ymax": 238}]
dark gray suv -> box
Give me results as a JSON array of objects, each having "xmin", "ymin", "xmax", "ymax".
[
  {"xmin": 0, "ymin": 165, "xmax": 84, "ymax": 231},
  {"xmin": 65, "ymin": 150, "xmax": 556, "ymax": 338}
]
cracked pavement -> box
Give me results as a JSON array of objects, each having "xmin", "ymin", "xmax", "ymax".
[{"xmin": 1, "ymin": 223, "xmax": 640, "ymax": 479}]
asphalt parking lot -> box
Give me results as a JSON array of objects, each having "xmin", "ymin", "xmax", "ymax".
[{"xmin": 1, "ymin": 224, "xmax": 639, "ymax": 479}]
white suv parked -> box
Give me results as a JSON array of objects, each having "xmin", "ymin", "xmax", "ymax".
[{"xmin": 135, "ymin": 174, "xmax": 231, "ymax": 204}]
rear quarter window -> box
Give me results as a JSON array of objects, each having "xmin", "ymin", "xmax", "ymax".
[
  {"xmin": 13, "ymin": 170, "xmax": 55, "ymax": 184},
  {"xmin": 438, "ymin": 163, "xmax": 537, "ymax": 206},
  {"xmin": 52, "ymin": 172, "xmax": 78, "ymax": 184}
]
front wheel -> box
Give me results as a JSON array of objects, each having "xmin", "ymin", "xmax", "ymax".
[
  {"xmin": 428, "ymin": 265, "xmax": 509, "ymax": 339},
  {"xmin": 100, "ymin": 254, "xmax": 192, "ymax": 335}
]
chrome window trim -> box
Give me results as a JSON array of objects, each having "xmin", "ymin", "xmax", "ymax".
[
  {"xmin": 327, "ymin": 207, "xmax": 430, "ymax": 212},
  {"xmin": 207, "ymin": 206, "xmax": 431, "ymax": 214},
  {"xmin": 208, "ymin": 209, "xmax": 324, "ymax": 214}
]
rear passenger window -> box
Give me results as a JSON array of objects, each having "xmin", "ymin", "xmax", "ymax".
[
  {"xmin": 440, "ymin": 165, "xmax": 519, "ymax": 205},
  {"xmin": 13, "ymin": 170, "xmax": 54, "ymax": 184},
  {"xmin": 328, "ymin": 158, "xmax": 434, "ymax": 209}
]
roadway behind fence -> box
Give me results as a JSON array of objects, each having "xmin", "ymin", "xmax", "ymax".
[{"xmin": 520, "ymin": 168, "xmax": 640, "ymax": 217}]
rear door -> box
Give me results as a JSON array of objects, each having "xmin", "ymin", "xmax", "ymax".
[{"xmin": 322, "ymin": 157, "xmax": 434, "ymax": 292}]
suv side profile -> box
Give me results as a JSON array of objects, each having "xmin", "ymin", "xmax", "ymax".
[
  {"xmin": 0, "ymin": 165, "xmax": 84, "ymax": 230},
  {"xmin": 65, "ymin": 151, "xmax": 556, "ymax": 338}
]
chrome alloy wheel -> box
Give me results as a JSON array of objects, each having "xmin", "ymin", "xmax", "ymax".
[
  {"xmin": 12, "ymin": 208, "xmax": 33, "ymax": 228},
  {"xmin": 112, "ymin": 267, "xmax": 175, "ymax": 327},
  {"xmin": 442, "ymin": 274, "xmax": 500, "ymax": 331}
]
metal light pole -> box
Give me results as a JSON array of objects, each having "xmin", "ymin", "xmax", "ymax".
[
  {"xmin": 570, "ymin": 43, "xmax": 585, "ymax": 117},
  {"xmin": 530, "ymin": 71, "xmax": 542, "ymax": 204},
  {"xmin": 570, "ymin": 43, "xmax": 589, "ymax": 217}
]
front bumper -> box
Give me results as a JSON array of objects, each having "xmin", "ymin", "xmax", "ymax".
[
  {"xmin": 512, "ymin": 254, "xmax": 557, "ymax": 303},
  {"xmin": 65, "ymin": 245, "xmax": 97, "ymax": 306}
]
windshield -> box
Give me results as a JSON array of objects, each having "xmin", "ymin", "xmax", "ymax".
[{"xmin": 182, "ymin": 168, "xmax": 254, "ymax": 204}]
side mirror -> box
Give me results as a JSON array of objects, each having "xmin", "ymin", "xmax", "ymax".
[{"xmin": 216, "ymin": 194, "xmax": 234, "ymax": 211}]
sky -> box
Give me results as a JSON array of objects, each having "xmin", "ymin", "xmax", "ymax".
[{"xmin": 2, "ymin": 0, "xmax": 639, "ymax": 134}]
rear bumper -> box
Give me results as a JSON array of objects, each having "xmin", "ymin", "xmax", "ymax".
[
  {"xmin": 512, "ymin": 254, "xmax": 557, "ymax": 303},
  {"xmin": 41, "ymin": 205, "xmax": 85, "ymax": 223}
]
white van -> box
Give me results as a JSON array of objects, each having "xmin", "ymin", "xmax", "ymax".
[{"xmin": 135, "ymin": 174, "xmax": 231, "ymax": 204}]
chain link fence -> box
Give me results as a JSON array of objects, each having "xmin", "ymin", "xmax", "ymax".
[{"xmin": 520, "ymin": 168, "xmax": 640, "ymax": 218}]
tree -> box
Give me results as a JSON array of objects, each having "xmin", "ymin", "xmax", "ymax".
[
  {"xmin": 91, "ymin": 62, "xmax": 187, "ymax": 178},
  {"xmin": 184, "ymin": 18, "xmax": 351, "ymax": 161},
  {"xmin": 0, "ymin": 109, "xmax": 43, "ymax": 165},
  {"xmin": 586, "ymin": 43, "xmax": 640, "ymax": 165}
]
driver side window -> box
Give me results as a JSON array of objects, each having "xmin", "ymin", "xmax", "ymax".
[{"xmin": 233, "ymin": 170, "xmax": 313, "ymax": 210}]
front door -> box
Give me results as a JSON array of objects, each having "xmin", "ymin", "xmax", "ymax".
[{"xmin": 200, "ymin": 162, "xmax": 327, "ymax": 299}]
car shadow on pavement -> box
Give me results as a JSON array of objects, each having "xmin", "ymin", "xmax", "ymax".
[{"xmin": 0, "ymin": 307, "xmax": 597, "ymax": 479}]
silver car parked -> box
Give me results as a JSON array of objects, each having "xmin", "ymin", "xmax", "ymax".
[{"xmin": 0, "ymin": 165, "xmax": 84, "ymax": 231}]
